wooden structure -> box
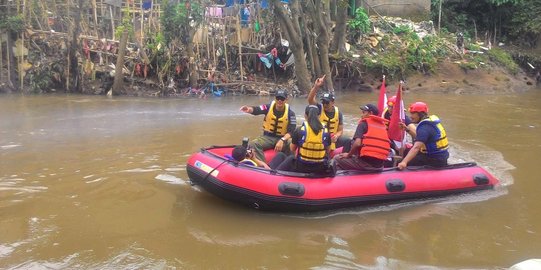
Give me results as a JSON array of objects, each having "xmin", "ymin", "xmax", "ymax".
[{"xmin": 0, "ymin": 0, "xmax": 288, "ymax": 94}]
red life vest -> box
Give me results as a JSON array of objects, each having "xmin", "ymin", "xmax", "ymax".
[{"xmin": 359, "ymin": 115, "xmax": 391, "ymax": 160}]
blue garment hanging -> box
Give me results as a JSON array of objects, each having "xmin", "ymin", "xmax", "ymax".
[{"xmin": 142, "ymin": 0, "xmax": 152, "ymax": 10}]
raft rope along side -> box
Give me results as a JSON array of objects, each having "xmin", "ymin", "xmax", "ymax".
[{"xmin": 201, "ymin": 159, "xmax": 229, "ymax": 182}]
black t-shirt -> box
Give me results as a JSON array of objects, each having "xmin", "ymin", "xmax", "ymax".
[{"xmin": 353, "ymin": 121, "xmax": 368, "ymax": 140}]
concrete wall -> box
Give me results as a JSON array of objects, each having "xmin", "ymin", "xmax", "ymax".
[{"xmin": 360, "ymin": 0, "xmax": 431, "ymax": 21}]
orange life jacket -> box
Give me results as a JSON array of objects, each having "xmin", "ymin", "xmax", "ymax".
[{"xmin": 359, "ymin": 115, "xmax": 391, "ymax": 160}]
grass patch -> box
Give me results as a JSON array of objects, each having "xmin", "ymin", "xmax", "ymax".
[{"xmin": 487, "ymin": 48, "xmax": 519, "ymax": 74}]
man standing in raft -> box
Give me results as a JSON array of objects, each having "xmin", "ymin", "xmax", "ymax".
[
  {"xmin": 240, "ymin": 90, "xmax": 297, "ymax": 162},
  {"xmin": 307, "ymin": 75, "xmax": 351, "ymax": 154},
  {"xmin": 398, "ymin": 102, "xmax": 449, "ymax": 170}
]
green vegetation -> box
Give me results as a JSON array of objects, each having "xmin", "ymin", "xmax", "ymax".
[
  {"xmin": 432, "ymin": 0, "xmax": 540, "ymax": 48},
  {"xmin": 348, "ymin": 7, "xmax": 370, "ymax": 34},
  {"xmin": 508, "ymin": 1, "xmax": 541, "ymax": 47},
  {"xmin": 392, "ymin": 24, "xmax": 412, "ymax": 35},
  {"xmin": 0, "ymin": 15, "xmax": 25, "ymax": 33},
  {"xmin": 362, "ymin": 25, "xmax": 450, "ymax": 78},
  {"xmin": 160, "ymin": 0, "xmax": 204, "ymax": 44},
  {"xmin": 114, "ymin": 5, "xmax": 139, "ymax": 40},
  {"xmin": 486, "ymin": 47, "xmax": 519, "ymax": 74},
  {"xmin": 362, "ymin": 48, "xmax": 405, "ymax": 78}
]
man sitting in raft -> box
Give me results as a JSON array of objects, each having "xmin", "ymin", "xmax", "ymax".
[
  {"xmin": 239, "ymin": 90, "xmax": 296, "ymax": 163},
  {"xmin": 398, "ymin": 102, "xmax": 449, "ymax": 170},
  {"xmin": 334, "ymin": 104, "xmax": 391, "ymax": 171},
  {"xmin": 307, "ymin": 75, "xmax": 351, "ymax": 153}
]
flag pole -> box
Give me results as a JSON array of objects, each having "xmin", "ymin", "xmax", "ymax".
[
  {"xmin": 378, "ymin": 75, "xmax": 387, "ymax": 117},
  {"xmin": 397, "ymin": 81, "xmax": 406, "ymax": 158}
]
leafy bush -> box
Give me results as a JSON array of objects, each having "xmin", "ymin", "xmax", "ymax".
[
  {"xmin": 348, "ymin": 7, "xmax": 370, "ymax": 33},
  {"xmin": 487, "ymin": 47, "xmax": 519, "ymax": 74},
  {"xmin": 160, "ymin": 0, "xmax": 204, "ymax": 44},
  {"xmin": 0, "ymin": 15, "xmax": 25, "ymax": 33},
  {"xmin": 392, "ymin": 24, "xmax": 412, "ymax": 35}
]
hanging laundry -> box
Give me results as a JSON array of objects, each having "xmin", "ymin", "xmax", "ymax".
[
  {"xmin": 206, "ymin": 6, "xmax": 223, "ymax": 17},
  {"xmin": 257, "ymin": 48, "xmax": 285, "ymax": 69},
  {"xmin": 240, "ymin": 5, "xmax": 250, "ymax": 27},
  {"xmin": 142, "ymin": 0, "xmax": 152, "ymax": 10}
]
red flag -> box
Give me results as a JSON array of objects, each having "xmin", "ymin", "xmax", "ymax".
[
  {"xmin": 377, "ymin": 75, "xmax": 387, "ymax": 117},
  {"xmin": 388, "ymin": 83, "xmax": 406, "ymax": 145}
]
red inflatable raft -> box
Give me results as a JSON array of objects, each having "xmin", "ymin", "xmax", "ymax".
[{"xmin": 187, "ymin": 146, "xmax": 500, "ymax": 212}]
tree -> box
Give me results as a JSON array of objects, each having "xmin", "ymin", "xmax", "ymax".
[
  {"xmin": 270, "ymin": 0, "xmax": 338, "ymax": 93},
  {"xmin": 112, "ymin": 29, "xmax": 129, "ymax": 95},
  {"xmin": 304, "ymin": 1, "xmax": 334, "ymax": 91},
  {"xmin": 508, "ymin": 0, "xmax": 541, "ymax": 47},
  {"xmin": 432, "ymin": 0, "xmax": 521, "ymax": 43},
  {"xmin": 0, "ymin": 14, "xmax": 24, "ymax": 91},
  {"xmin": 161, "ymin": 0, "xmax": 204, "ymax": 87},
  {"xmin": 330, "ymin": 0, "xmax": 349, "ymax": 56},
  {"xmin": 66, "ymin": 0, "xmax": 85, "ymax": 93},
  {"xmin": 270, "ymin": 0, "xmax": 312, "ymax": 93}
]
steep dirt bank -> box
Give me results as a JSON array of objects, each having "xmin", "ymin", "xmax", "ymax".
[{"xmin": 405, "ymin": 62, "xmax": 537, "ymax": 94}]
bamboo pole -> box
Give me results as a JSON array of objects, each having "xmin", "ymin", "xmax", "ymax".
[
  {"xmin": 222, "ymin": 17, "xmax": 229, "ymax": 74},
  {"xmin": 0, "ymin": 36, "xmax": 3, "ymax": 82},
  {"xmin": 92, "ymin": 0, "xmax": 99, "ymax": 37},
  {"xmin": 236, "ymin": 13, "xmax": 243, "ymax": 82},
  {"xmin": 19, "ymin": 35, "xmax": 24, "ymax": 91},
  {"xmin": 150, "ymin": 0, "xmax": 155, "ymax": 33},
  {"xmin": 6, "ymin": 35, "xmax": 11, "ymax": 88},
  {"xmin": 211, "ymin": 26, "xmax": 216, "ymax": 67},
  {"xmin": 206, "ymin": 25, "xmax": 210, "ymax": 64},
  {"xmin": 54, "ymin": 0, "xmax": 61, "ymax": 32},
  {"xmin": 109, "ymin": 5, "xmax": 115, "ymax": 40},
  {"xmin": 40, "ymin": 0, "xmax": 50, "ymax": 31},
  {"xmin": 140, "ymin": 0, "xmax": 144, "ymax": 42},
  {"xmin": 19, "ymin": 0, "xmax": 26, "ymax": 91},
  {"xmin": 66, "ymin": 0, "xmax": 70, "ymax": 90}
]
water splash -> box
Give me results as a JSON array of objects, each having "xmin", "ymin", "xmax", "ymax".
[
  {"xmin": 155, "ymin": 174, "xmax": 186, "ymax": 185},
  {"xmin": 450, "ymin": 141, "xmax": 515, "ymax": 186}
]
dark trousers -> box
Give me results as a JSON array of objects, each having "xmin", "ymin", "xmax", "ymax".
[
  {"xmin": 408, "ymin": 152, "xmax": 448, "ymax": 167},
  {"xmin": 268, "ymin": 152, "xmax": 287, "ymax": 170},
  {"xmin": 334, "ymin": 155, "xmax": 384, "ymax": 171},
  {"xmin": 276, "ymin": 155, "xmax": 328, "ymax": 173},
  {"xmin": 335, "ymin": 136, "xmax": 352, "ymax": 153}
]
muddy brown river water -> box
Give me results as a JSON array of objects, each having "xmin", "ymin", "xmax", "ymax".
[{"xmin": 0, "ymin": 89, "xmax": 540, "ymax": 269}]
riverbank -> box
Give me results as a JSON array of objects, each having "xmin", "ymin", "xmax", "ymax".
[
  {"xmin": 2, "ymin": 16, "xmax": 538, "ymax": 97},
  {"xmin": 404, "ymin": 61, "xmax": 538, "ymax": 94},
  {"xmin": 1, "ymin": 55, "xmax": 536, "ymax": 97}
]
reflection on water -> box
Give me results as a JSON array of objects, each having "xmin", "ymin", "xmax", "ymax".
[{"xmin": 0, "ymin": 92, "xmax": 539, "ymax": 269}]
